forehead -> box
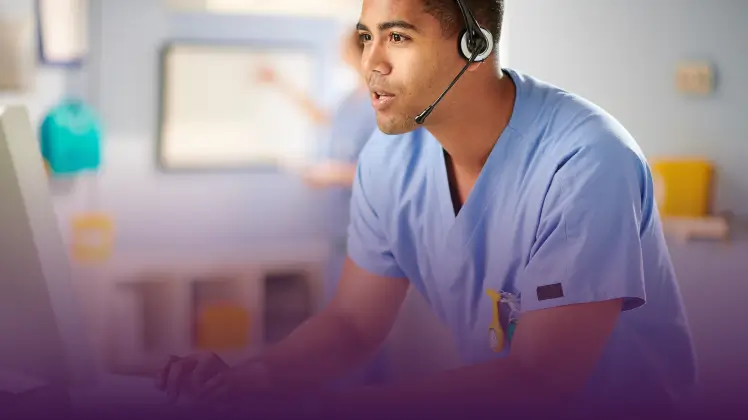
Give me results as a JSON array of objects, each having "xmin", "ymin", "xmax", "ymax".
[{"xmin": 360, "ymin": 0, "xmax": 432, "ymax": 26}]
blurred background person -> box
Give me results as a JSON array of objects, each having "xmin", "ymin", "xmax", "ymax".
[
  {"xmin": 255, "ymin": 28, "xmax": 385, "ymax": 387},
  {"xmin": 256, "ymin": 29, "xmax": 373, "ymax": 193}
]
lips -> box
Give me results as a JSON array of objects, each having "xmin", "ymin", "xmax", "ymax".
[{"xmin": 370, "ymin": 89, "xmax": 395, "ymax": 111}]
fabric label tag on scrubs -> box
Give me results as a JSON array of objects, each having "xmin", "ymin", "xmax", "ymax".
[{"xmin": 536, "ymin": 283, "xmax": 564, "ymax": 301}]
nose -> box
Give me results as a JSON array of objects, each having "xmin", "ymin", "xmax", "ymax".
[{"xmin": 361, "ymin": 41, "xmax": 392, "ymax": 80}]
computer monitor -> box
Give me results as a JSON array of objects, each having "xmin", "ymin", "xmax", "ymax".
[{"xmin": 0, "ymin": 105, "xmax": 98, "ymax": 392}]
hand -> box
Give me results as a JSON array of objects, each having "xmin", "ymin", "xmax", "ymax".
[
  {"xmin": 194, "ymin": 360, "xmax": 273, "ymax": 406},
  {"xmin": 255, "ymin": 65, "xmax": 277, "ymax": 84},
  {"xmin": 155, "ymin": 352, "xmax": 230, "ymax": 404},
  {"xmin": 302, "ymin": 162, "xmax": 347, "ymax": 189}
]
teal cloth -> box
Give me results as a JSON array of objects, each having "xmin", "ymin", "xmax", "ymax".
[{"xmin": 40, "ymin": 100, "xmax": 102, "ymax": 175}]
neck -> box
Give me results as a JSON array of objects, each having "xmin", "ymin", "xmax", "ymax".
[{"xmin": 425, "ymin": 70, "xmax": 516, "ymax": 176}]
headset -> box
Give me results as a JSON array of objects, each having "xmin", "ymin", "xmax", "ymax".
[{"xmin": 414, "ymin": 0, "xmax": 494, "ymax": 125}]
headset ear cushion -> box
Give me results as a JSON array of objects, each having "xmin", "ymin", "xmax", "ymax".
[{"xmin": 458, "ymin": 27, "xmax": 494, "ymax": 62}]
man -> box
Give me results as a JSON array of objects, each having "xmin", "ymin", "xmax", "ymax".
[{"xmin": 157, "ymin": 0, "xmax": 697, "ymax": 418}]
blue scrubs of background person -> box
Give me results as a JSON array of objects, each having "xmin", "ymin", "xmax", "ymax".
[
  {"xmin": 256, "ymin": 29, "xmax": 384, "ymax": 386},
  {"xmin": 317, "ymin": 91, "xmax": 377, "ymax": 299}
]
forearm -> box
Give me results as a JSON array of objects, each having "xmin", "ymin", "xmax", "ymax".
[
  {"xmin": 241, "ymin": 308, "xmax": 378, "ymax": 396},
  {"xmin": 303, "ymin": 161, "xmax": 358, "ymax": 189},
  {"xmin": 328, "ymin": 162, "xmax": 357, "ymax": 187},
  {"xmin": 303, "ymin": 299, "xmax": 625, "ymax": 420},
  {"xmin": 278, "ymin": 83, "xmax": 331, "ymax": 126},
  {"xmin": 311, "ymin": 358, "xmax": 572, "ymax": 420}
]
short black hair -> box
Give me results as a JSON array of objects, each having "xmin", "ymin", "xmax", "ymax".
[{"xmin": 423, "ymin": 0, "xmax": 504, "ymax": 49}]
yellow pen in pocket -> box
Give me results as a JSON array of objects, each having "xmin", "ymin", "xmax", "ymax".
[{"xmin": 486, "ymin": 289, "xmax": 505, "ymax": 352}]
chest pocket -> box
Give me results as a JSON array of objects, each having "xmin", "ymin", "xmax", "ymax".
[
  {"xmin": 452, "ymin": 216, "xmax": 527, "ymax": 362},
  {"xmin": 486, "ymin": 289, "xmax": 521, "ymax": 352}
]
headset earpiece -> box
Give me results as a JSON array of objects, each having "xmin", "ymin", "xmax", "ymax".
[
  {"xmin": 458, "ymin": 27, "xmax": 494, "ymax": 63},
  {"xmin": 415, "ymin": 1, "xmax": 494, "ymax": 125}
]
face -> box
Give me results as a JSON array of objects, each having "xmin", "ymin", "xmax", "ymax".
[{"xmin": 358, "ymin": 0, "xmax": 464, "ymax": 134}]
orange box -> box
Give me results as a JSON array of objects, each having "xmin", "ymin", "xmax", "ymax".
[
  {"xmin": 70, "ymin": 212, "xmax": 115, "ymax": 264},
  {"xmin": 196, "ymin": 303, "xmax": 250, "ymax": 350},
  {"xmin": 651, "ymin": 158, "xmax": 714, "ymax": 217}
]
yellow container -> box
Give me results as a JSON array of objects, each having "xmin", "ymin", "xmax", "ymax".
[
  {"xmin": 70, "ymin": 212, "xmax": 115, "ymax": 264},
  {"xmin": 196, "ymin": 303, "xmax": 250, "ymax": 350},
  {"xmin": 651, "ymin": 159, "xmax": 713, "ymax": 217}
]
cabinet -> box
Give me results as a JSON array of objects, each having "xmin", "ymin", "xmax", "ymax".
[{"xmin": 75, "ymin": 243, "xmax": 327, "ymax": 376}]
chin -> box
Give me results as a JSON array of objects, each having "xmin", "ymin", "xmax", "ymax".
[{"xmin": 376, "ymin": 114, "xmax": 418, "ymax": 135}]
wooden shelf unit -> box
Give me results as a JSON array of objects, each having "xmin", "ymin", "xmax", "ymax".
[{"xmin": 75, "ymin": 244, "xmax": 328, "ymax": 376}]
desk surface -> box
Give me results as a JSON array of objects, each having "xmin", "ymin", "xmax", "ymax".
[
  {"xmin": 67, "ymin": 375, "xmax": 272, "ymax": 419},
  {"xmin": 69, "ymin": 374, "xmax": 169, "ymax": 409}
]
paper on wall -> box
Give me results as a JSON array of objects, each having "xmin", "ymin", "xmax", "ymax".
[
  {"xmin": 0, "ymin": 17, "xmax": 34, "ymax": 92},
  {"xmin": 38, "ymin": 0, "xmax": 88, "ymax": 63}
]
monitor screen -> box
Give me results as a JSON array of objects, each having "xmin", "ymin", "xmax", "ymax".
[{"xmin": 0, "ymin": 105, "xmax": 97, "ymax": 391}]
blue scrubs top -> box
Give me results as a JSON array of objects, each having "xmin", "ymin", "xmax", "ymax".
[{"xmin": 347, "ymin": 69, "xmax": 697, "ymax": 410}]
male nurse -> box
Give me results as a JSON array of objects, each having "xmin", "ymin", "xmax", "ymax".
[{"xmin": 157, "ymin": 1, "xmax": 697, "ymax": 418}]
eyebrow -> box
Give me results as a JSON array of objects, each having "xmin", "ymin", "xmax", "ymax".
[{"xmin": 356, "ymin": 20, "xmax": 419, "ymax": 33}]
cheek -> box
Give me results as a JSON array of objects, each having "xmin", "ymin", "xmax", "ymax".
[
  {"xmin": 396, "ymin": 59, "xmax": 440, "ymax": 95},
  {"xmin": 409, "ymin": 63, "xmax": 444, "ymax": 99}
]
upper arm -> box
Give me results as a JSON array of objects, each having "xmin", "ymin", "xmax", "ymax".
[
  {"xmin": 329, "ymin": 257, "xmax": 410, "ymax": 347},
  {"xmin": 517, "ymin": 140, "xmax": 648, "ymax": 313},
  {"xmin": 508, "ymin": 137, "xmax": 650, "ymax": 394}
]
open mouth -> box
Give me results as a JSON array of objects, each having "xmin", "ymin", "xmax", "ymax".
[{"xmin": 371, "ymin": 91, "xmax": 395, "ymax": 110}]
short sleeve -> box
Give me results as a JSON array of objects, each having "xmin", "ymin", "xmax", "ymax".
[
  {"xmin": 328, "ymin": 95, "xmax": 377, "ymax": 164},
  {"xmin": 346, "ymin": 147, "xmax": 406, "ymax": 279},
  {"xmin": 517, "ymin": 142, "xmax": 649, "ymax": 313}
]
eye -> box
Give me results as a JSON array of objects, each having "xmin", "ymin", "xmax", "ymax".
[
  {"xmin": 358, "ymin": 32, "xmax": 372, "ymax": 43},
  {"xmin": 389, "ymin": 33, "xmax": 409, "ymax": 43}
]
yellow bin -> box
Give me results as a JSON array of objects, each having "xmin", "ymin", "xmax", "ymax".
[
  {"xmin": 651, "ymin": 159, "xmax": 713, "ymax": 217},
  {"xmin": 70, "ymin": 212, "xmax": 115, "ymax": 264},
  {"xmin": 196, "ymin": 303, "xmax": 250, "ymax": 350}
]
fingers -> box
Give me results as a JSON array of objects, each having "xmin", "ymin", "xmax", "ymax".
[
  {"xmin": 255, "ymin": 66, "xmax": 275, "ymax": 82},
  {"xmin": 196, "ymin": 372, "xmax": 230, "ymax": 403},
  {"xmin": 166, "ymin": 357, "xmax": 198, "ymax": 403},
  {"xmin": 165, "ymin": 358, "xmax": 184, "ymax": 403},
  {"xmin": 155, "ymin": 355, "xmax": 180, "ymax": 390},
  {"xmin": 191, "ymin": 353, "xmax": 219, "ymax": 391},
  {"xmin": 157, "ymin": 352, "xmax": 230, "ymax": 406}
]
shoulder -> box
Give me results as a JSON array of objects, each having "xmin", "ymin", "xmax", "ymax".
[
  {"xmin": 555, "ymin": 100, "xmax": 648, "ymax": 194},
  {"xmin": 508, "ymin": 71, "xmax": 654, "ymax": 221},
  {"xmin": 512, "ymin": 71, "xmax": 650, "ymax": 186}
]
